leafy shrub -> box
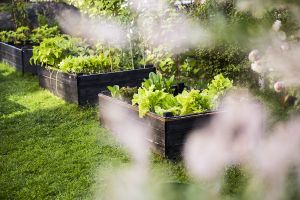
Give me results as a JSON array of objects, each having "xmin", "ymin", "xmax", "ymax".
[
  {"xmin": 145, "ymin": 43, "xmax": 255, "ymax": 88},
  {"xmin": 31, "ymin": 35, "xmax": 89, "ymax": 67}
]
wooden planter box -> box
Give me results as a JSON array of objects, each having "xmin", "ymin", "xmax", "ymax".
[
  {"xmin": 98, "ymin": 93, "xmax": 218, "ymax": 160},
  {"xmin": 0, "ymin": 42, "xmax": 38, "ymax": 75},
  {"xmin": 38, "ymin": 66, "xmax": 156, "ymax": 106}
]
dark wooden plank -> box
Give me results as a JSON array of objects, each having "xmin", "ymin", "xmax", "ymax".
[
  {"xmin": 38, "ymin": 67, "xmax": 79, "ymax": 104},
  {"xmin": 98, "ymin": 93, "xmax": 219, "ymax": 160},
  {"xmin": 98, "ymin": 94, "xmax": 166, "ymax": 154},
  {"xmin": 77, "ymin": 67, "xmax": 155, "ymax": 86},
  {"xmin": 0, "ymin": 43, "xmax": 23, "ymax": 72},
  {"xmin": 22, "ymin": 49, "xmax": 38, "ymax": 75},
  {"xmin": 37, "ymin": 66, "xmax": 155, "ymax": 106},
  {"xmin": 77, "ymin": 67, "xmax": 155, "ymax": 106}
]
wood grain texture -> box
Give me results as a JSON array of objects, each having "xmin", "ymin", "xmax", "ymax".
[
  {"xmin": 22, "ymin": 49, "xmax": 38, "ymax": 75},
  {"xmin": 0, "ymin": 42, "xmax": 37, "ymax": 75},
  {"xmin": 0, "ymin": 42, "xmax": 23, "ymax": 72}
]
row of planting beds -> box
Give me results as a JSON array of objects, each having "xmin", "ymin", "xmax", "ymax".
[
  {"xmin": 0, "ymin": 25, "xmax": 233, "ymax": 159},
  {"xmin": 0, "ymin": 42, "xmax": 155, "ymax": 105}
]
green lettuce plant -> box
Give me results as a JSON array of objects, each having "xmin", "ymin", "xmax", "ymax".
[
  {"xmin": 108, "ymin": 85, "xmax": 121, "ymax": 99},
  {"xmin": 132, "ymin": 85, "xmax": 179, "ymax": 118},
  {"xmin": 176, "ymin": 89, "xmax": 204, "ymax": 115},
  {"xmin": 130, "ymin": 73, "xmax": 233, "ymax": 118}
]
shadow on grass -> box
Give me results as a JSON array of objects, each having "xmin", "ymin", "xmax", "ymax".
[
  {"xmin": 0, "ymin": 64, "xmax": 129, "ymax": 199},
  {"xmin": 0, "ymin": 103, "xmax": 128, "ymax": 200},
  {"xmin": 0, "ymin": 66, "xmax": 39, "ymax": 117}
]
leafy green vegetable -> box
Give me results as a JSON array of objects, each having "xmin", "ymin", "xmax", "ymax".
[
  {"xmin": 200, "ymin": 74, "xmax": 233, "ymax": 110},
  {"xmin": 132, "ymin": 85, "xmax": 179, "ymax": 118},
  {"xmin": 142, "ymin": 72, "xmax": 175, "ymax": 93},
  {"xmin": 176, "ymin": 89, "xmax": 204, "ymax": 115},
  {"xmin": 108, "ymin": 85, "xmax": 121, "ymax": 99},
  {"xmin": 119, "ymin": 87, "xmax": 138, "ymax": 102},
  {"xmin": 0, "ymin": 30, "xmax": 14, "ymax": 43},
  {"xmin": 58, "ymin": 53, "xmax": 120, "ymax": 74},
  {"xmin": 0, "ymin": 25, "xmax": 60, "ymax": 45},
  {"xmin": 13, "ymin": 26, "xmax": 30, "ymax": 44},
  {"xmin": 131, "ymin": 73, "xmax": 233, "ymax": 117},
  {"xmin": 0, "ymin": 26, "xmax": 30, "ymax": 44},
  {"xmin": 108, "ymin": 85, "xmax": 138, "ymax": 102},
  {"xmin": 31, "ymin": 35, "xmax": 89, "ymax": 67},
  {"xmin": 30, "ymin": 25, "xmax": 60, "ymax": 44}
]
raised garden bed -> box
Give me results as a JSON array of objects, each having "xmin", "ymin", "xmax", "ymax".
[
  {"xmin": 38, "ymin": 65, "xmax": 156, "ymax": 106},
  {"xmin": 98, "ymin": 93, "xmax": 219, "ymax": 160},
  {"xmin": 0, "ymin": 42, "xmax": 38, "ymax": 75}
]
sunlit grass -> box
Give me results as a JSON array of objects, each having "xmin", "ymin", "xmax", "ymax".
[{"xmin": 0, "ymin": 63, "xmax": 192, "ymax": 199}]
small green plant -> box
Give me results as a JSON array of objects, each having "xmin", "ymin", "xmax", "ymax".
[
  {"xmin": 11, "ymin": 0, "xmax": 29, "ymax": 28},
  {"xmin": 108, "ymin": 86, "xmax": 138, "ymax": 102},
  {"xmin": 142, "ymin": 72, "xmax": 175, "ymax": 93},
  {"xmin": 0, "ymin": 30, "xmax": 14, "ymax": 43},
  {"xmin": 108, "ymin": 85, "xmax": 121, "ymax": 99},
  {"xmin": 176, "ymin": 89, "xmax": 205, "ymax": 115},
  {"xmin": 13, "ymin": 26, "xmax": 30, "ymax": 44}
]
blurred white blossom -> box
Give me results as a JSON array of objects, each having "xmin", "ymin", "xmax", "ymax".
[
  {"xmin": 251, "ymin": 60, "xmax": 264, "ymax": 74},
  {"xmin": 272, "ymin": 20, "xmax": 282, "ymax": 32},
  {"xmin": 274, "ymin": 81, "xmax": 285, "ymax": 93},
  {"xmin": 248, "ymin": 49, "xmax": 261, "ymax": 62}
]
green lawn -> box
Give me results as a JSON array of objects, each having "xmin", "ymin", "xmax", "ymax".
[{"xmin": 0, "ymin": 63, "xmax": 188, "ymax": 199}]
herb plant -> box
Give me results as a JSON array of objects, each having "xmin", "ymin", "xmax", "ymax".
[{"xmin": 12, "ymin": 26, "xmax": 30, "ymax": 44}]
